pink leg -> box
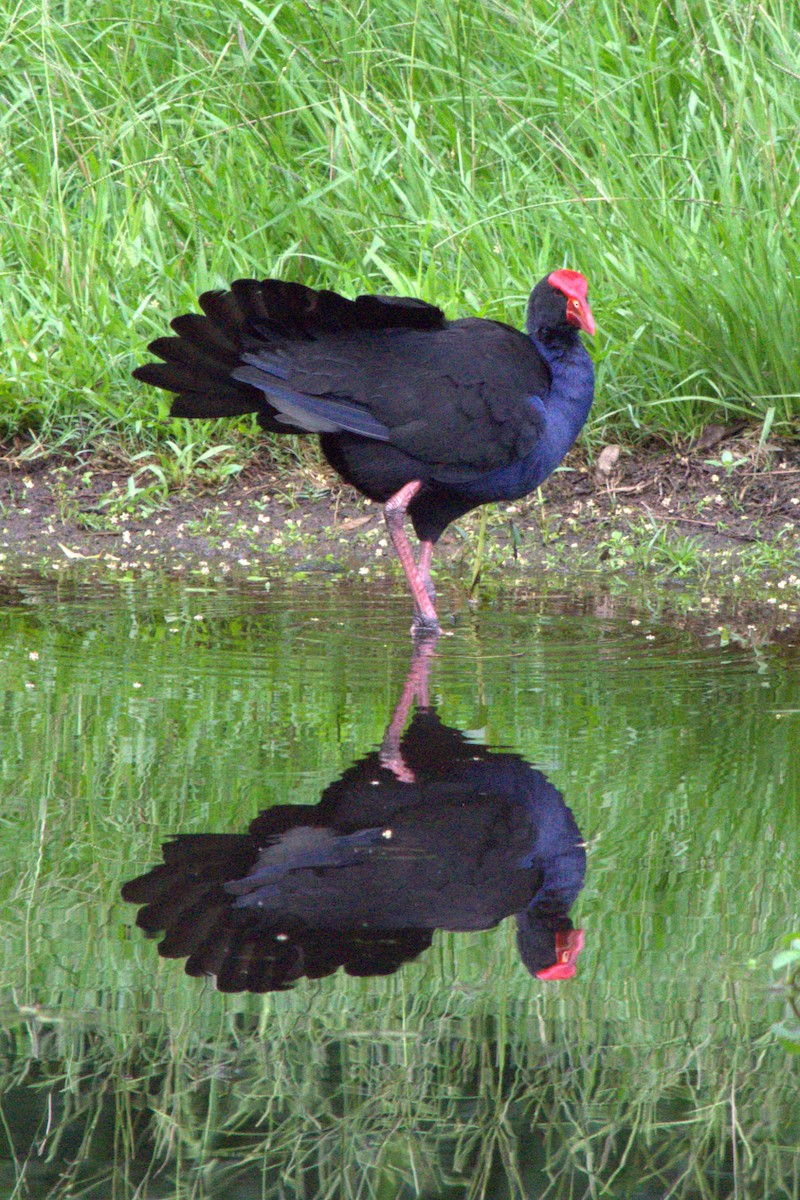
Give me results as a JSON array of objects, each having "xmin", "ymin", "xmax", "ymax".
[
  {"xmin": 417, "ymin": 540, "xmax": 436, "ymax": 605},
  {"xmin": 379, "ymin": 639, "xmax": 436, "ymax": 781},
  {"xmin": 384, "ymin": 482, "xmax": 440, "ymax": 634}
]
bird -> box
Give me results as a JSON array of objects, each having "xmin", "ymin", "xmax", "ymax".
[
  {"xmin": 121, "ymin": 644, "xmax": 586, "ymax": 993},
  {"xmin": 133, "ymin": 269, "xmax": 595, "ymax": 633}
]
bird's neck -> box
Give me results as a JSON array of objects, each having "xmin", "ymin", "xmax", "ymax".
[{"xmin": 529, "ymin": 328, "xmax": 595, "ymax": 470}]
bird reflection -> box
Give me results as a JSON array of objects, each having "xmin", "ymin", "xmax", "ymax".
[{"xmin": 122, "ymin": 643, "xmax": 586, "ymax": 992}]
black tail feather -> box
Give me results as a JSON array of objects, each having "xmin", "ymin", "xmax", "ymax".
[
  {"xmin": 197, "ymin": 287, "xmax": 250, "ymax": 341},
  {"xmin": 144, "ymin": 335, "xmax": 234, "ymax": 377},
  {"xmin": 133, "ymin": 276, "xmax": 447, "ymax": 425},
  {"xmin": 170, "ymin": 311, "xmax": 240, "ymax": 356},
  {"xmin": 169, "ymin": 389, "xmax": 264, "ymax": 420}
]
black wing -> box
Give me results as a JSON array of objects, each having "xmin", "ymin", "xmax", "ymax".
[
  {"xmin": 243, "ymin": 317, "xmax": 549, "ymax": 473},
  {"xmin": 133, "ymin": 279, "xmax": 549, "ymax": 470},
  {"xmin": 133, "ymin": 279, "xmax": 447, "ymax": 434}
]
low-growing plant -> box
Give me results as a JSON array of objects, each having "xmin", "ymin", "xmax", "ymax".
[{"xmin": 704, "ymin": 448, "xmax": 751, "ymax": 476}]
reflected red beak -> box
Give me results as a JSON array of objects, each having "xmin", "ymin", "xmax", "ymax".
[{"xmin": 536, "ymin": 928, "xmax": 586, "ymax": 981}]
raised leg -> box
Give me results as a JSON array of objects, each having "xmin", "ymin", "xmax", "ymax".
[{"xmin": 384, "ymin": 482, "xmax": 440, "ymax": 635}]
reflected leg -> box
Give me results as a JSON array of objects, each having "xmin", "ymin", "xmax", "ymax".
[{"xmin": 379, "ymin": 638, "xmax": 438, "ymax": 781}]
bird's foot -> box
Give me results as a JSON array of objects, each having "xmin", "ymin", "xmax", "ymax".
[{"xmin": 410, "ymin": 612, "xmax": 442, "ymax": 639}]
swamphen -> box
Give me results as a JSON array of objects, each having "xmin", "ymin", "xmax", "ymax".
[
  {"xmin": 121, "ymin": 644, "xmax": 585, "ymax": 992},
  {"xmin": 133, "ymin": 269, "xmax": 595, "ymax": 632}
]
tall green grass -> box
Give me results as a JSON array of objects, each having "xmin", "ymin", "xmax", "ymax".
[{"xmin": 1, "ymin": 0, "xmax": 798, "ymax": 453}]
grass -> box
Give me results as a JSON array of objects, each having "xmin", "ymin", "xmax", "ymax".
[
  {"xmin": 2, "ymin": 1005, "xmax": 798, "ymax": 1197},
  {"xmin": 1, "ymin": 0, "xmax": 799, "ymax": 462}
]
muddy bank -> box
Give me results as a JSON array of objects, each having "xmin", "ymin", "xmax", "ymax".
[{"xmin": 2, "ymin": 433, "xmax": 799, "ymax": 639}]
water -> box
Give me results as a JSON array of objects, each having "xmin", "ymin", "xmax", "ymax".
[{"xmin": 1, "ymin": 572, "xmax": 798, "ymax": 1198}]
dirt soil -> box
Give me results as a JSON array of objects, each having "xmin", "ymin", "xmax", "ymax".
[{"xmin": 2, "ymin": 429, "xmax": 799, "ymax": 639}]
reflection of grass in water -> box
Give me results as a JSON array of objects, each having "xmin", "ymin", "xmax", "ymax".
[
  {"xmin": 2, "ymin": 992, "xmax": 799, "ymax": 1198},
  {"xmin": 1, "ymin": 576, "xmax": 799, "ymax": 1195}
]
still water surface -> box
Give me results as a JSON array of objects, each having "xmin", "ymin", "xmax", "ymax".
[{"xmin": 1, "ymin": 573, "xmax": 798, "ymax": 1198}]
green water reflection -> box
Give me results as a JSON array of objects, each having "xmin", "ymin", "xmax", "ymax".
[{"xmin": 1, "ymin": 573, "xmax": 798, "ymax": 1198}]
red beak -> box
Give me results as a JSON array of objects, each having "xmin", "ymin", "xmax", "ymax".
[
  {"xmin": 566, "ymin": 297, "xmax": 596, "ymax": 336},
  {"xmin": 535, "ymin": 928, "xmax": 586, "ymax": 981}
]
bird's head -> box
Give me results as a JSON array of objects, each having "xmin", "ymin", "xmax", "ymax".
[
  {"xmin": 535, "ymin": 927, "xmax": 586, "ymax": 981},
  {"xmin": 527, "ymin": 270, "xmax": 596, "ymax": 338}
]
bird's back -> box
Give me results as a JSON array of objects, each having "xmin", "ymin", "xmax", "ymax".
[
  {"xmin": 244, "ymin": 317, "xmax": 550, "ymax": 474},
  {"xmin": 134, "ymin": 279, "xmax": 551, "ymax": 476}
]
